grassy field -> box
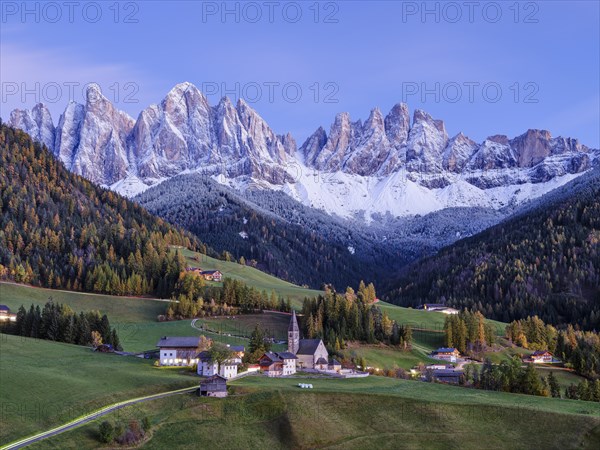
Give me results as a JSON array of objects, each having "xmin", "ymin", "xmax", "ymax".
[
  {"xmin": 342, "ymin": 345, "xmax": 441, "ymax": 370},
  {"xmin": 0, "ymin": 282, "xmax": 503, "ymax": 366},
  {"xmin": 0, "ymin": 282, "xmax": 166, "ymax": 322},
  {"xmin": 535, "ymin": 367, "xmax": 588, "ymax": 389},
  {"xmin": 26, "ymin": 374, "xmax": 600, "ymax": 450},
  {"xmin": 378, "ymin": 301, "xmax": 507, "ymax": 336},
  {"xmin": 0, "ymin": 334, "xmax": 197, "ymax": 445},
  {"xmin": 175, "ymin": 247, "xmax": 323, "ymax": 307}
]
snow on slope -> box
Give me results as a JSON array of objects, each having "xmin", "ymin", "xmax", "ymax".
[
  {"xmin": 274, "ymin": 162, "xmax": 584, "ymax": 222},
  {"xmin": 112, "ymin": 156, "xmax": 586, "ymax": 223}
]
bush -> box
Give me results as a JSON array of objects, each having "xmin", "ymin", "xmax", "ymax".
[{"xmin": 98, "ymin": 421, "xmax": 114, "ymax": 443}]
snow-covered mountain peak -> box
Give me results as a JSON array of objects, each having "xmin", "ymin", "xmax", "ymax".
[
  {"xmin": 8, "ymin": 83, "xmax": 599, "ymax": 222},
  {"xmin": 364, "ymin": 107, "xmax": 385, "ymax": 132},
  {"xmin": 9, "ymin": 103, "xmax": 55, "ymax": 152}
]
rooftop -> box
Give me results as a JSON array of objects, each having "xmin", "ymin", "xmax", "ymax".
[
  {"xmin": 435, "ymin": 347, "xmax": 458, "ymax": 354},
  {"xmin": 277, "ymin": 351, "xmax": 298, "ymax": 360},
  {"xmin": 156, "ymin": 336, "xmax": 200, "ymax": 348},
  {"xmin": 297, "ymin": 339, "xmax": 322, "ymax": 355},
  {"xmin": 261, "ymin": 351, "xmax": 281, "ymax": 362}
]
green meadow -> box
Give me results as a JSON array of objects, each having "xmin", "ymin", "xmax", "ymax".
[
  {"xmin": 0, "ymin": 334, "xmax": 197, "ymax": 445},
  {"xmin": 22, "ymin": 371, "xmax": 600, "ymax": 450}
]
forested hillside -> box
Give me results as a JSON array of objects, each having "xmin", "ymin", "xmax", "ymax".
[
  {"xmin": 0, "ymin": 124, "xmax": 205, "ymax": 297},
  {"xmin": 136, "ymin": 174, "xmax": 506, "ymax": 290},
  {"xmin": 385, "ymin": 167, "xmax": 600, "ymax": 329},
  {"xmin": 135, "ymin": 174, "xmax": 410, "ymax": 289}
]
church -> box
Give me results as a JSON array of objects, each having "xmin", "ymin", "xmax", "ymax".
[{"xmin": 287, "ymin": 310, "xmax": 329, "ymax": 370}]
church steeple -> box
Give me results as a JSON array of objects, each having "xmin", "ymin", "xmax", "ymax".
[{"xmin": 288, "ymin": 310, "xmax": 300, "ymax": 354}]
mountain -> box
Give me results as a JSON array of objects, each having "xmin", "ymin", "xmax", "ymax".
[
  {"xmin": 8, "ymin": 82, "xmax": 599, "ymax": 222},
  {"xmin": 135, "ymin": 173, "xmax": 509, "ymax": 289},
  {"xmin": 0, "ymin": 124, "xmax": 205, "ymax": 298},
  {"xmin": 383, "ymin": 166, "xmax": 600, "ymax": 329}
]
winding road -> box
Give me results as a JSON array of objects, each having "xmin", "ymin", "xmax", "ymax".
[{"xmin": 1, "ymin": 385, "xmax": 197, "ymax": 450}]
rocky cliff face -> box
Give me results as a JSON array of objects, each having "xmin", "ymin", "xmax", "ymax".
[
  {"xmin": 301, "ymin": 106, "xmax": 596, "ymax": 189},
  {"xmin": 69, "ymin": 84, "xmax": 135, "ymax": 185},
  {"xmin": 301, "ymin": 104, "xmax": 411, "ymax": 176},
  {"xmin": 9, "ymin": 82, "xmax": 296, "ymax": 185},
  {"xmin": 8, "ymin": 82, "xmax": 599, "ymax": 219},
  {"xmin": 9, "ymin": 103, "xmax": 55, "ymax": 152}
]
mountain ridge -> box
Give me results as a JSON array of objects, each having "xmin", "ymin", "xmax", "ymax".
[{"xmin": 8, "ymin": 82, "xmax": 599, "ymax": 221}]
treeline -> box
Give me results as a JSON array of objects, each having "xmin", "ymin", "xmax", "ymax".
[
  {"xmin": 506, "ymin": 316, "xmax": 600, "ymax": 379},
  {"xmin": 444, "ymin": 311, "xmax": 496, "ymax": 354},
  {"xmin": 0, "ymin": 125, "xmax": 204, "ymax": 298},
  {"xmin": 385, "ymin": 167, "xmax": 600, "ymax": 329},
  {"xmin": 3, "ymin": 299, "xmax": 121, "ymax": 349},
  {"xmin": 564, "ymin": 380, "xmax": 600, "ymax": 401},
  {"xmin": 463, "ymin": 358, "xmax": 600, "ymax": 402},
  {"xmin": 164, "ymin": 274, "xmax": 292, "ymax": 319},
  {"xmin": 301, "ymin": 282, "xmax": 412, "ymax": 351},
  {"xmin": 466, "ymin": 358, "xmax": 554, "ymax": 397}
]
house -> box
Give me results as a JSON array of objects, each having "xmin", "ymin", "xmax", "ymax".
[
  {"xmin": 156, "ymin": 336, "xmax": 201, "ymax": 366},
  {"xmin": 197, "ymin": 350, "xmax": 241, "ymax": 379},
  {"xmin": 259, "ymin": 351, "xmax": 298, "ymax": 376},
  {"xmin": 418, "ymin": 304, "xmax": 459, "ymax": 314},
  {"xmin": 431, "ymin": 347, "xmax": 460, "ymax": 363},
  {"xmin": 0, "ymin": 305, "xmax": 16, "ymax": 322},
  {"xmin": 201, "ymin": 270, "xmax": 223, "ymax": 282},
  {"xmin": 431, "ymin": 369, "xmax": 463, "ymax": 384},
  {"xmin": 529, "ymin": 350, "xmax": 554, "ymax": 364},
  {"xmin": 197, "ymin": 351, "xmax": 219, "ymax": 376},
  {"xmin": 220, "ymin": 359, "xmax": 240, "ymax": 379},
  {"xmin": 288, "ymin": 311, "xmax": 329, "ymax": 370},
  {"xmin": 198, "ymin": 375, "xmax": 228, "ymax": 397}
]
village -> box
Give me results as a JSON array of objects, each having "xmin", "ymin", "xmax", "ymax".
[
  {"xmin": 154, "ymin": 305, "xmax": 562, "ymax": 398},
  {"xmin": 157, "ymin": 311, "xmax": 369, "ymax": 397}
]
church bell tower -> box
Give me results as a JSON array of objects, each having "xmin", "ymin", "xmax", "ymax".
[{"xmin": 288, "ymin": 310, "xmax": 300, "ymax": 354}]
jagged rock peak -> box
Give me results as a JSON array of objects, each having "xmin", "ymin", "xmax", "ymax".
[{"xmin": 8, "ymin": 103, "xmax": 55, "ymax": 152}]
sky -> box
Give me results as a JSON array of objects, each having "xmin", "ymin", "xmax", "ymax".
[{"xmin": 1, "ymin": 1, "xmax": 599, "ymax": 147}]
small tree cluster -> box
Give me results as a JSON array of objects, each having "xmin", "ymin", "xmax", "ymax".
[
  {"xmin": 98, "ymin": 417, "xmax": 152, "ymax": 445},
  {"xmin": 9, "ymin": 299, "xmax": 121, "ymax": 349},
  {"xmin": 444, "ymin": 310, "xmax": 495, "ymax": 354}
]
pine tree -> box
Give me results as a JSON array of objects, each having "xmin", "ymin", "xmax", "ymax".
[{"xmin": 547, "ymin": 372, "xmax": 560, "ymax": 398}]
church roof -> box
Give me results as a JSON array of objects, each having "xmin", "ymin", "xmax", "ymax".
[
  {"xmin": 296, "ymin": 339, "xmax": 323, "ymax": 355},
  {"xmin": 316, "ymin": 357, "xmax": 328, "ymax": 365},
  {"xmin": 288, "ymin": 310, "xmax": 299, "ymax": 332}
]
